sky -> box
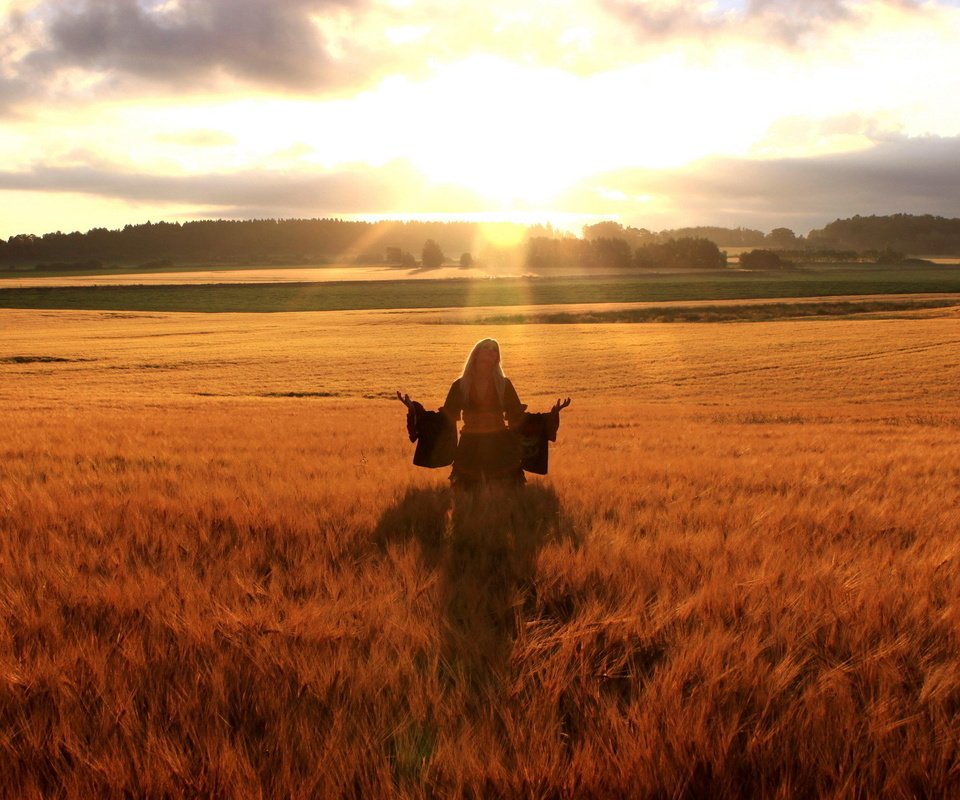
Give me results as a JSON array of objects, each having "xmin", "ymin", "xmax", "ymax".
[{"xmin": 1, "ymin": 0, "xmax": 959, "ymax": 239}]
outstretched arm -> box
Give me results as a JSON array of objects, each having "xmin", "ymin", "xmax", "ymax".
[
  {"xmin": 543, "ymin": 397, "xmax": 571, "ymax": 440},
  {"xmin": 397, "ymin": 391, "xmax": 420, "ymax": 443}
]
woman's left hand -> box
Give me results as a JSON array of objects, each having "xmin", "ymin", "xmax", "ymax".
[{"xmin": 551, "ymin": 397, "xmax": 571, "ymax": 414}]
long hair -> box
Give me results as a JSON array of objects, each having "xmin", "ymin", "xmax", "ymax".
[{"xmin": 459, "ymin": 338, "xmax": 506, "ymax": 405}]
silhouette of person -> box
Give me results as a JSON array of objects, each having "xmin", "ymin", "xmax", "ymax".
[
  {"xmin": 398, "ymin": 338, "xmax": 570, "ymax": 489},
  {"xmin": 442, "ymin": 338, "xmax": 525, "ymax": 488}
]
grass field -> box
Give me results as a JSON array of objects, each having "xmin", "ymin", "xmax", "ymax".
[
  {"xmin": 3, "ymin": 267, "xmax": 960, "ymax": 313},
  {"xmin": 3, "ymin": 305, "xmax": 960, "ymax": 797}
]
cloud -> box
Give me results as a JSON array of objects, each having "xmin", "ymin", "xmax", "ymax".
[
  {"xmin": 696, "ymin": 137, "xmax": 959, "ymax": 212},
  {"xmin": 20, "ymin": 0, "xmax": 367, "ymax": 93},
  {"xmin": 0, "ymin": 158, "xmax": 488, "ymax": 218},
  {"xmin": 3, "ymin": 0, "xmax": 955, "ymax": 115},
  {"xmin": 2, "ymin": 135, "xmax": 958, "ymax": 234},
  {"xmin": 561, "ymin": 135, "xmax": 960, "ymax": 231},
  {"xmin": 0, "ymin": 75, "xmax": 27, "ymax": 115},
  {"xmin": 3, "ymin": 129, "xmax": 960, "ymax": 233},
  {"xmin": 0, "ymin": 4, "xmax": 34, "ymax": 114},
  {"xmin": 603, "ymin": 0, "xmax": 927, "ymax": 47},
  {"xmin": 5, "ymin": 0, "xmax": 625, "ymax": 103}
]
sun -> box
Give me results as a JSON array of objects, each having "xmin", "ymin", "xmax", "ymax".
[{"xmin": 395, "ymin": 57, "xmax": 609, "ymax": 205}]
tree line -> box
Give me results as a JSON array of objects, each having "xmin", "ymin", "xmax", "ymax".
[
  {"xmin": 2, "ymin": 214, "xmax": 958, "ymax": 269},
  {"xmin": 583, "ymin": 222, "xmax": 768, "ymax": 248},
  {"xmin": 0, "ymin": 219, "xmax": 483, "ymax": 265},
  {"xmin": 806, "ymin": 214, "xmax": 960, "ymax": 255},
  {"xmin": 585, "ymin": 216, "xmax": 960, "ymax": 256},
  {"xmin": 526, "ymin": 236, "xmax": 726, "ymax": 271}
]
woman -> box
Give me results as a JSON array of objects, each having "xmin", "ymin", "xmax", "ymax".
[
  {"xmin": 398, "ymin": 338, "xmax": 570, "ymax": 488},
  {"xmin": 443, "ymin": 338, "xmax": 526, "ymax": 488}
]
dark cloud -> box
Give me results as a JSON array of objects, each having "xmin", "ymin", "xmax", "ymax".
[
  {"xmin": 563, "ymin": 135, "xmax": 960, "ymax": 232},
  {"xmin": 0, "ymin": 76, "xmax": 28, "ymax": 116},
  {"xmin": 604, "ymin": 0, "xmax": 924, "ymax": 47},
  {"xmin": 0, "ymin": 7, "xmax": 33, "ymax": 115},
  {"xmin": 2, "ymin": 0, "xmax": 947, "ymax": 108},
  {"xmin": 23, "ymin": 0, "xmax": 365, "ymax": 92},
  {"xmin": 742, "ymin": 0, "xmax": 853, "ymax": 44},
  {"xmin": 1, "ymin": 137, "xmax": 958, "ymax": 233},
  {"xmin": 0, "ymin": 159, "xmax": 487, "ymax": 216}
]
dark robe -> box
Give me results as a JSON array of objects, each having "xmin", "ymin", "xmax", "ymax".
[
  {"xmin": 404, "ymin": 381, "xmax": 564, "ymax": 479},
  {"xmin": 405, "ymin": 401, "xmax": 457, "ymax": 468},
  {"xmin": 516, "ymin": 410, "xmax": 561, "ymax": 475}
]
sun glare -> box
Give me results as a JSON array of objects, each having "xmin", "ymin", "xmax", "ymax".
[
  {"xmin": 476, "ymin": 221, "xmax": 527, "ymax": 249},
  {"xmin": 389, "ymin": 58, "xmax": 594, "ymax": 204},
  {"xmin": 308, "ymin": 54, "xmax": 766, "ymax": 206}
]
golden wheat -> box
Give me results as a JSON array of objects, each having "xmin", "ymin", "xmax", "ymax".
[{"xmin": 1, "ymin": 307, "xmax": 959, "ymax": 797}]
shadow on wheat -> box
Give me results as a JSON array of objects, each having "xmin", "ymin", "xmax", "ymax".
[{"xmin": 375, "ymin": 484, "xmax": 576, "ymax": 705}]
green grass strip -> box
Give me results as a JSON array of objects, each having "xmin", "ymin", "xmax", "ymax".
[{"xmin": 2, "ymin": 270, "xmax": 960, "ymax": 313}]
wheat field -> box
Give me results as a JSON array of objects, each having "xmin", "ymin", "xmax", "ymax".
[{"xmin": 2, "ymin": 306, "xmax": 960, "ymax": 798}]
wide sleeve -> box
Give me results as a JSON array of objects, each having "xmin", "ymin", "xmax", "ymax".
[
  {"xmin": 442, "ymin": 379, "xmax": 462, "ymax": 422},
  {"xmin": 503, "ymin": 378, "xmax": 526, "ymax": 428}
]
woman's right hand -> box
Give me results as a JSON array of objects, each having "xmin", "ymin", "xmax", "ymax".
[{"xmin": 396, "ymin": 391, "xmax": 414, "ymax": 409}]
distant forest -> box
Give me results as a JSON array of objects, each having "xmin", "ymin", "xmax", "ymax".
[
  {"xmin": 807, "ymin": 214, "xmax": 960, "ymax": 255},
  {"xmin": 1, "ymin": 213, "xmax": 959, "ymax": 268},
  {"xmin": 586, "ymin": 215, "xmax": 960, "ymax": 255},
  {"xmin": 0, "ymin": 219, "xmax": 486, "ymax": 267}
]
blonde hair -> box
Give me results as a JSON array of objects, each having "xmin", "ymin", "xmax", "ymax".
[{"xmin": 459, "ymin": 338, "xmax": 506, "ymax": 404}]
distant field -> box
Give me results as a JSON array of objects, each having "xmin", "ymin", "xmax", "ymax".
[
  {"xmin": 3, "ymin": 267, "xmax": 960, "ymax": 313},
  {"xmin": 3, "ymin": 254, "xmax": 956, "ymax": 281},
  {"xmin": 0, "ymin": 263, "xmax": 483, "ymax": 286},
  {"xmin": 2, "ymin": 306, "xmax": 960, "ymax": 797},
  {"xmin": 0, "ymin": 260, "xmax": 359, "ymax": 280}
]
